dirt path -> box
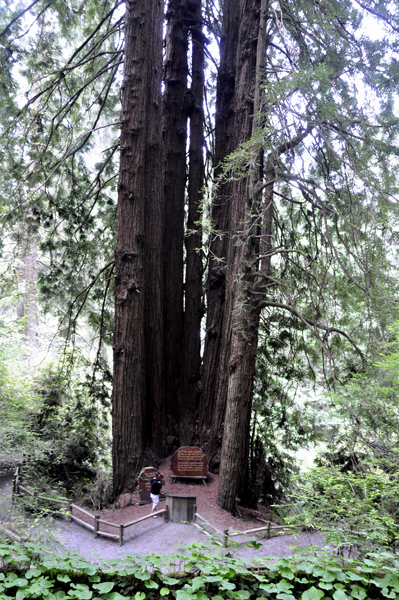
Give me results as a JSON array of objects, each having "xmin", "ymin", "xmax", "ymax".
[{"xmin": 0, "ymin": 463, "xmax": 325, "ymax": 562}]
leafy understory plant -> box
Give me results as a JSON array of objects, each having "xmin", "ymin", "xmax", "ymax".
[{"xmin": 1, "ymin": 539, "xmax": 399, "ymax": 600}]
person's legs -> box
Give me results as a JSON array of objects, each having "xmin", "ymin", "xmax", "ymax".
[{"xmin": 150, "ymin": 493, "xmax": 159, "ymax": 514}]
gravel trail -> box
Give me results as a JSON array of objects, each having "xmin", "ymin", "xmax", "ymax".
[{"xmin": 0, "ymin": 469, "xmax": 325, "ymax": 563}]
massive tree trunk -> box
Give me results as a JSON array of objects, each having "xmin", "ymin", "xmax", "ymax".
[
  {"xmin": 112, "ymin": 0, "xmax": 164, "ymax": 496},
  {"xmin": 216, "ymin": 0, "xmax": 269, "ymax": 512},
  {"xmin": 200, "ymin": 0, "xmax": 261, "ymax": 473},
  {"xmin": 180, "ymin": 0, "xmax": 205, "ymax": 445},
  {"xmin": 144, "ymin": 0, "xmax": 167, "ymax": 459},
  {"xmin": 198, "ymin": 0, "xmax": 240, "ymax": 458},
  {"xmin": 163, "ymin": 0, "xmax": 189, "ymax": 426}
]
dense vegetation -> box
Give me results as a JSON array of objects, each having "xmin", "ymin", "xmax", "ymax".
[
  {"xmin": 2, "ymin": 539, "xmax": 399, "ymax": 600},
  {"xmin": 1, "ymin": 0, "xmax": 399, "ymax": 561}
]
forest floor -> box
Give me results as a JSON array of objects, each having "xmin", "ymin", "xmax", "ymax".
[
  {"xmin": 55, "ymin": 457, "xmax": 325, "ymax": 561},
  {"xmin": 0, "ymin": 461, "xmax": 326, "ymax": 562}
]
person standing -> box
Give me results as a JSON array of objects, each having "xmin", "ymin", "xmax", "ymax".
[{"xmin": 150, "ymin": 471, "xmax": 163, "ymax": 516}]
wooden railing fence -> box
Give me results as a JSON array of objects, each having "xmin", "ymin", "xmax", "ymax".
[
  {"xmin": 11, "ymin": 464, "xmax": 166, "ymax": 546},
  {"xmin": 195, "ymin": 512, "xmax": 301, "ymax": 547},
  {"xmin": 8, "ymin": 465, "xmax": 300, "ymax": 549}
]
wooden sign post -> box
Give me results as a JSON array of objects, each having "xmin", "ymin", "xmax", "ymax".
[
  {"xmin": 170, "ymin": 446, "xmax": 208, "ymax": 486},
  {"xmin": 138, "ymin": 467, "xmax": 164, "ymax": 504}
]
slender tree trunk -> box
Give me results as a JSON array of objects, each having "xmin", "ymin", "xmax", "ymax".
[
  {"xmin": 198, "ymin": 0, "xmax": 241, "ymax": 457},
  {"xmin": 24, "ymin": 237, "xmax": 38, "ymax": 346},
  {"xmin": 144, "ymin": 0, "xmax": 166, "ymax": 458},
  {"xmin": 180, "ymin": 0, "xmax": 205, "ymax": 445},
  {"xmin": 163, "ymin": 0, "xmax": 189, "ymax": 423},
  {"xmin": 112, "ymin": 0, "xmax": 164, "ymax": 496},
  {"xmin": 15, "ymin": 227, "xmax": 38, "ymax": 345}
]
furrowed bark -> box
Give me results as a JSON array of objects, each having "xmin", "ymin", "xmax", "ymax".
[
  {"xmin": 198, "ymin": 0, "xmax": 240, "ymax": 458},
  {"xmin": 180, "ymin": 0, "xmax": 205, "ymax": 445},
  {"xmin": 200, "ymin": 0, "xmax": 260, "ymax": 476},
  {"xmin": 112, "ymin": 0, "xmax": 164, "ymax": 496},
  {"xmin": 163, "ymin": 0, "xmax": 189, "ymax": 422},
  {"xmin": 144, "ymin": 0, "xmax": 166, "ymax": 458},
  {"xmin": 217, "ymin": 0, "xmax": 268, "ymax": 513}
]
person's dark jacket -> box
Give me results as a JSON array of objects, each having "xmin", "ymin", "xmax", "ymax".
[{"xmin": 150, "ymin": 477, "xmax": 162, "ymax": 495}]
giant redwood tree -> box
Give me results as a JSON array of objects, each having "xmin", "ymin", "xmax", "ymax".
[
  {"xmin": 112, "ymin": 0, "xmax": 164, "ymax": 494},
  {"xmin": 3, "ymin": 0, "xmax": 399, "ymax": 510}
]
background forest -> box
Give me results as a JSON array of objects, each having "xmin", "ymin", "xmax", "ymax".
[{"xmin": 1, "ymin": 0, "xmax": 399, "ymax": 557}]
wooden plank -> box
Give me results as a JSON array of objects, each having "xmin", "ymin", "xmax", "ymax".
[
  {"xmin": 0, "ymin": 525, "xmax": 25, "ymax": 543},
  {"xmin": 70, "ymin": 504, "xmax": 95, "ymax": 519},
  {"xmin": 18, "ymin": 485, "xmax": 34, "ymax": 496},
  {"xmin": 98, "ymin": 518, "xmax": 120, "ymax": 528},
  {"xmin": 37, "ymin": 495, "xmax": 69, "ymax": 506},
  {"xmin": 70, "ymin": 515, "xmax": 95, "ymax": 532},
  {"xmin": 172, "ymin": 475, "xmax": 207, "ymax": 480},
  {"xmin": 124, "ymin": 508, "xmax": 166, "ymax": 528},
  {"xmin": 97, "ymin": 530, "xmax": 119, "ymax": 541},
  {"xmin": 229, "ymin": 523, "xmax": 300, "ymax": 536},
  {"xmin": 193, "ymin": 523, "xmax": 223, "ymax": 547},
  {"xmin": 194, "ymin": 513, "xmax": 223, "ymax": 535}
]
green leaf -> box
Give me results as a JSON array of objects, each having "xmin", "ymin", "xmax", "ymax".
[
  {"xmin": 25, "ymin": 569, "xmax": 44, "ymax": 579},
  {"xmin": 10, "ymin": 578, "xmax": 28, "ymax": 588},
  {"xmin": 276, "ymin": 581, "xmax": 294, "ymax": 593},
  {"xmin": 92, "ymin": 582, "xmax": 114, "ymax": 594},
  {"xmin": 259, "ymin": 583, "xmax": 277, "ymax": 594},
  {"xmin": 319, "ymin": 583, "xmax": 333, "ymax": 591},
  {"xmin": 144, "ymin": 580, "xmax": 159, "ymax": 589},
  {"xmin": 135, "ymin": 572, "xmax": 151, "ymax": 581},
  {"xmin": 332, "ymin": 590, "xmax": 351, "ymax": 600},
  {"xmin": 134, "ymin": 593, "xmax": 146, "ymax": 600},
  {"xmin": 301, "ymin": 587, "xmax": 325, "ymax": 600},
  {"xmin": 235, "ymin": 592, "xmax": 250, "ymax": 600},
  {"xmin": 350, "ymin": 585, "xmax": 367, "ymax": 600},
  {"xmin": 219, "ymin": 582, "xmax": 236, "ymax": 591},
  {"xmin": 162, "ymin": 577, "xmax": 181, "ymax": 586},
  {"xmin": 57, "ymin": 575, "xmax": 71, "ymax": 583},
  {"xmin": 279, "ymin": 568, "xmax": 295, "ymax": 581},
  {"xmin": 105, "ymin": 593, "xmax": 130, "ymax": 600},
  {"xmin": 160, "ymin": 588, "xmax": 170, "ymax": 596},
  {"xmin": 176, "ymin": 592, "xmax": 194, "ymax": 600}
]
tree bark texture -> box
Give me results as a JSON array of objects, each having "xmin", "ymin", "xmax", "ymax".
[
  {"xmin": 217, "ymin": 0, "xmax": 268, "ymax": 512},
  {"xmin": 112, "ymin": 0, "xmax": 164, "ymax": 496},
  {"xmin": 144, "ymin": 0, "xmax": 166, "ymax": 458},
  {"xmin": 198, "ymin": 0, "xmax": 241, "ymax": 452},
  {"xmin": 180, "ymin": 0, "xmax": 205, "ymax": 445},
  {"xmin": 200, "ymin": 0, "xmax": 260, "ymax": 474},
  {"xmin": 163, "ymin": 0, "xmax": 189, "ymax": 421},
  {"xmin": 24, "ymin": 237, "xmax": 38, "ymax": 347}
]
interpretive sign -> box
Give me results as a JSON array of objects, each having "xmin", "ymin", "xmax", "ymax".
[
  {"xmin": 138, "ymin": 467, "xmax": 164, "ymax": 504},
  {"xmin": 171, "ymin": 446, "xmax": 208, "ymax": 477}
]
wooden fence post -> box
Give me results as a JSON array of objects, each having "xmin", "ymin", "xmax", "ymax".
[
  {"xmin": 224, "ymin": 529, "xmax": 228, "ymax": 547},
  {"xmin": 94, "ymin": 514, "xmax": 100, "ymax": 538},
  {"xmin": 267, "ymin": 521, "xmax": 271, "ymax": 539},
  {"xmin": 119, "ymin": 524, "xmax": 124, "ymax": 546}
]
